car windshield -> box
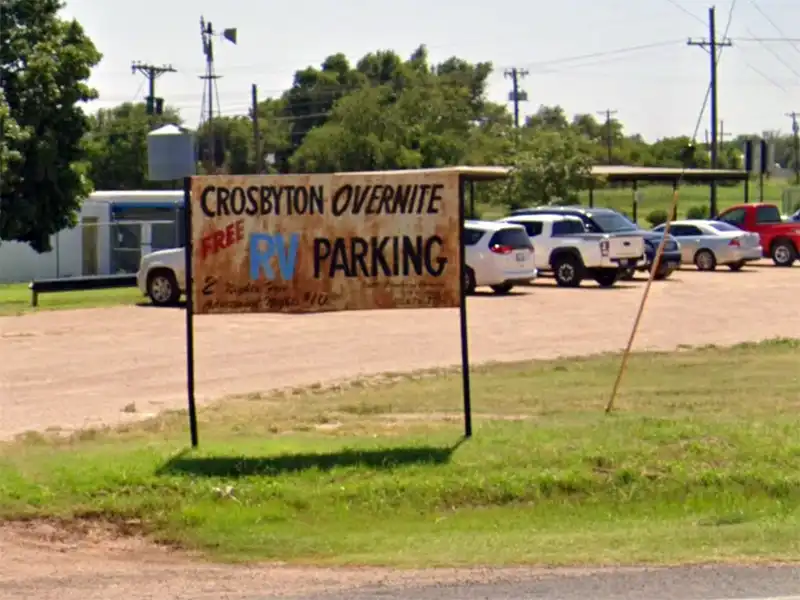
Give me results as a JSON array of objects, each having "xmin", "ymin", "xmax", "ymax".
[
  {"xmin": 708, "ymin": 221, "xmax": 741, "ymax": 232},
  {"xmin": 588, "ymin": 212, "xmax": 638, "ymax": 232}
]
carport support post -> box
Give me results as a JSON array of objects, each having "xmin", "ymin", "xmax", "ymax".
[
  {"xmin": 588, "ymin": 178, "xmax": 595, "ymax": 208},
  {"xmin": 469, "ymin": 180, "xmax": 476, "ymax": 218},
  {"xmin": 631, "ymin": 180, "xmax": 638, "ymax": 223},
  {"xmin": 183, "ymin": 176, "xmax": 199, "ymax": 447},
  {"xmin": 458, "ymin": 177, "xmax": 473, "ymax": 438},
  {"xmin": 672, "ymin": 180, "xmax": 678, "ymax": 218},
  {"xmin": 744, "ymin": 175, "xmax": 750, "ymax": 204}
]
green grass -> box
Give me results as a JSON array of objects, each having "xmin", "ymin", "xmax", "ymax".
[
  {"xmin": 0, "ymin": 283, "xmax": 143, "ymax": 316},
  {"xmin": 477, "ymin": 179, "xmax": 797, "ymax": 221},
  {"xmin": 4, "ymin": 339, "xmax": 800, "ymax": 567}
]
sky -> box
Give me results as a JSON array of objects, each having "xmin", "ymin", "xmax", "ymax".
[{"xmin": 60, "ymin": 0, "xmax": 800, "ymax": 143}]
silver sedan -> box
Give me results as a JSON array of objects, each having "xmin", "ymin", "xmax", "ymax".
[{"xmin": 651, "ymin": 219, "xmax": 762, "ymax": 271}]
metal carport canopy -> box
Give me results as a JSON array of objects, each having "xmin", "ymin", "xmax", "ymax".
[{"xmin": 591, "ymin": 165, "xmax": 750, "ymax": 183}]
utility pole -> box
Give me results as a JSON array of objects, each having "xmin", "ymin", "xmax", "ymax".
[
  {"xmin": 504, "ymin": 68, "xmax": 529, "ymax": 128},
  {"xmin": 597, "ymin": 109, "xmax": 618, "ymax": 165},
  {"xmin": 688, "ymin": 6, "xmax": 732, "ymax": 218},
  {"xmin": 787, "ymin": 111, "xmax": 800, "ymax": 184},
  {"xmin": 251, "ymin": 84, "xmax": 262, "ymax": 174},
  {"xmin": 131, "ymin": 62, "xmax": 176, "ymax": 117}
]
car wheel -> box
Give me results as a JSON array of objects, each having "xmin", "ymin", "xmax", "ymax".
[
  {"xmin": 728, "ymin": 261, "xmax": 745, "ymax": 272},
  {"xmin": 464, "ymin": 267, "xmax": 477, "ymax": 295},
  {"xmin": 653, "ymin": 263, "xmax": 674, "ymax": 280},
  {"xmin": 490, "ymin": 283, "xmax": 513, "ymax": 295},
  {"xmin": 553, "ymin": 255, "xmax": 583, "ymax": 287},
  {"xmin": 147, "ymin": 269, "xmax": 180, "ymax": 306},
  {"xmin": 771, "ymin": 239, "xmax": 796, "ymax": 267},
  {"xmin": 693, "ymin": 249, "xmax": 717, "ymax": 271},
  {"xmin": 592, "ymin": 269, "xmax": 619, "ymax": 288},
  {"xmin": 619, "ymin": 267, "xmax": 636, "ymax": 281}
]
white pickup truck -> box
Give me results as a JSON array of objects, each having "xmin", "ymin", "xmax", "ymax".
[{"xmin": 498, "ymin": 214, "xmax": 645, "ymax": 287}]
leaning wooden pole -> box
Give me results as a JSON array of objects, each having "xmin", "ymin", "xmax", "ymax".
[{"xmin": 605, "ymin": 187, "xmax": 681, "ymax": 413}]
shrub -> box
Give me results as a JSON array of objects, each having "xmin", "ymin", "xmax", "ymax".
[
  {"xmin": 646, "ymin": 209, "xmax": 668, "ymax": 227},
  {"xmin": 686, "ymin": 205, "xmax": 709, "ymax": 219},
  {"xmin": 465, "ymin": 205, "xmax": 484, "ymax": 220}
]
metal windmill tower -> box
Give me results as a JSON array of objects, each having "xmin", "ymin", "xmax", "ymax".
[{"xmin": 198, "ymin": 16, "xmax": 237, "ymax": 173}]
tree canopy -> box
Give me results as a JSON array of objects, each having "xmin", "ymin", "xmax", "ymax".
[
  {"xmin": 0, "ymin": 0, "xmax": 101, "ymax": 252},
  {"xmin": 1, "ymin": 26, "xmax": 787, "ymax": 251}
]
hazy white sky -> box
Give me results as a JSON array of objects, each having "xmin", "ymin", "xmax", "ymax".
[{"xmin": 61, "ymin": 0, "xmax": 800, "ymax": 142}]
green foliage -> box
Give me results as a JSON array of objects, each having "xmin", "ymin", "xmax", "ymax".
[
  {"xmin": 84, "ymin": 102, "xmax": 182, "ymax": 190},
  {"xmin": 59, "ymin": 41, "xmax": 799, "ymax": 218},
  {"xmin": 489, "ymin": 129, "xmax": 593, "ymax": 210},
  {"xmin": 288, "ymin": 50, "xmax": 503, "ymax": 173},
  {"xmin": 686, "ymin": 205, "xmax": 710, "ymax": 219},
  {"xmin": 646, "ymin": 209, "xmax": 669, "ymax": 227},
  {"xmin": 0, "ymin": 0, "xmax": 101, "ymax": 252},
  {"xmin": 0, "ymin": 90, "xmax": 25, "ymax": 189},
  {"xmin": 4, "ymin": 341, "xmax": 800, "ymax": 566}
]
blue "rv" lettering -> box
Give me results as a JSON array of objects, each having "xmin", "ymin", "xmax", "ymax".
[{"xmin": 249, "ymin": 233, "xmax": 300, "ymax": 281}]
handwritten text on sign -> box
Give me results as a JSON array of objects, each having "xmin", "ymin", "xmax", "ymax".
[{"xmin": 190, "ymin": 172, "xmax": 461, "ymax": 314}]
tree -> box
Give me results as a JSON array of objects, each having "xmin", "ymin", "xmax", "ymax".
[
  {"xmin": 282, "ymin": 53, "xmax": 367, "ymax": 156},
  {"xmin": 195, "ymin": 115, "xmax": 253, "ymax": 175},
  {"xmin": 84, "ymin": 102, "xmax": 182, "ymax": 189},
  {"xmin": 493, "ymin": 128, "xmax": 594, "ymax": 209},
  {"xmin": 290, "ymin": 50, "xmax": 501, "ymax": 173},
  {"xmin": 0, "ymin": 90, "xmax": 25, "ymax": 196},
  {"xmin": 0, "ymin": 0, "xmax": 102, "ymax": 251}
]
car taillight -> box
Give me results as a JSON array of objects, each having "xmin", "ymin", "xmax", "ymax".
[
  {"xmin": 729, "ymin": 238, "xmax": 741, "ymax": 247},
  {"xmin": 490, "ymin": 244, "xmax": 513, "ymax": 254},
  {"xmin": 599, "ymin": 239, "xmax": 610, "ymax": 257}
]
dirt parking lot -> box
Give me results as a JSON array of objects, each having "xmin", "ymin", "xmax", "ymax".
[
  {"xmin": 3, "ymin": 262, "xmax": 800, "ymax": 599},
  {"xmin": 3, "ymin": 262, "xmax": 800, "ymax": 440}
]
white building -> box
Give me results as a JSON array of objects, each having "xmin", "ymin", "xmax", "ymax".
[{"xmin": 0, "ymin": 190, "xmax": 184, "ymax": 284}]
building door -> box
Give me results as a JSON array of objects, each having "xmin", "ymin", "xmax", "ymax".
[{"xmin": 81, "ymin": 217, "xmax": 99, "ymax": 276}]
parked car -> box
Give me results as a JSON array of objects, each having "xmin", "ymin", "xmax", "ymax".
[
  {"xmin": 137, "ymin": 247, "xmax": 185, "ymax": 306},
  {"xmin": 508, "ymin": 205, "xmax": 682, "ymax": 280},
  {"xmin": 498, "ymin": 214, "xmax": 645, "ymax": 287},
  {"xmin": 463, "ymin": 220, "xmax": 537, "ymax": 294},
  {"xmin": 651, "ymin": 220, "xmax": 762, "ymax": 271},
  {"xmin": 789, "ymin": 208, "xmax": 800, "ymax": 222},
  {"xmin": 137, "ymin": 223, "xmax": 537, "ymax": 305},
  {"xmin": 716, "ymin": 203, "xmax": 800, "ymax": 266}
]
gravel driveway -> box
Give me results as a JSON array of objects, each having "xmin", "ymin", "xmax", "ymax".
[{"xmin": 2, "ymin": 264, "xmax": 800, "ymax": 599}]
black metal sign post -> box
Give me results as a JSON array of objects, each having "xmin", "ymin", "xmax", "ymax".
[
  {"xmin": 180, "ymin": 170, "xmax": 473, "ymax": 445},
  {"xmin": 457, "ymin": 176, "xmax": 472, "ymax": 438},
  {"xmin": 183, "ymin": 176, "xmax": 199, "ymax": 447}
]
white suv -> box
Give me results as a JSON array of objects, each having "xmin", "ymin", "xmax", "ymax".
[
  {"xmin": 137, "ymin": 247, "xmax": 186, "ymax": 306},
  {"xmin": 464, "ymin": 220, "xmax": 537, "ymax": 294}
]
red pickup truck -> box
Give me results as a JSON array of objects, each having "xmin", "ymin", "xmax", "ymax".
[{"xmin": 716, "ymin": 203, "xmax": 800, "ymax": 267}]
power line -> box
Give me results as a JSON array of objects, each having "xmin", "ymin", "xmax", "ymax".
[
  {"xmin": 735, "ymin": 37, "xmax": 800, "ymax": 43},
  {"xmin": 749, "ymin": 0, "xmax": 800, "ymax": 58},
  {"xmin": 596, "ymin": 109, "xmax": 618, "ymax": 165},
  {"xmin": 664, "ymin": 0, "xmax": 706, "ymax": 25},
  {"xmin": 743, "ymin": 1, "xmax": 800, "ymax": 79},
  {"xmin": 520, "ymin": 40, "xmax": 682, "ymax": 70},
  {"xmin": 743, "ymin": 25, "xmax": 800, "ymax": 79},
  {"xmin": 504, "ymin": 68, "xmax": 528, "ymax": 128},
  {"xmin": 662, "ymin": 0, "xmax": 787, "ymax": 92},
  {"xmin": 131, "ymin": 62, "xmax": 176, "ymax": 116}
]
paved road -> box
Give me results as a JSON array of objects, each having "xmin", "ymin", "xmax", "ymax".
[{"xmin": 286, "ymin": 566, "xmax": 800, "ymax": 600}]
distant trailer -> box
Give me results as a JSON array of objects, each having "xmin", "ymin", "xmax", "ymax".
[{"xmin": 0, "ymin": 190, "xmax": 185, "ymax": 284}]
